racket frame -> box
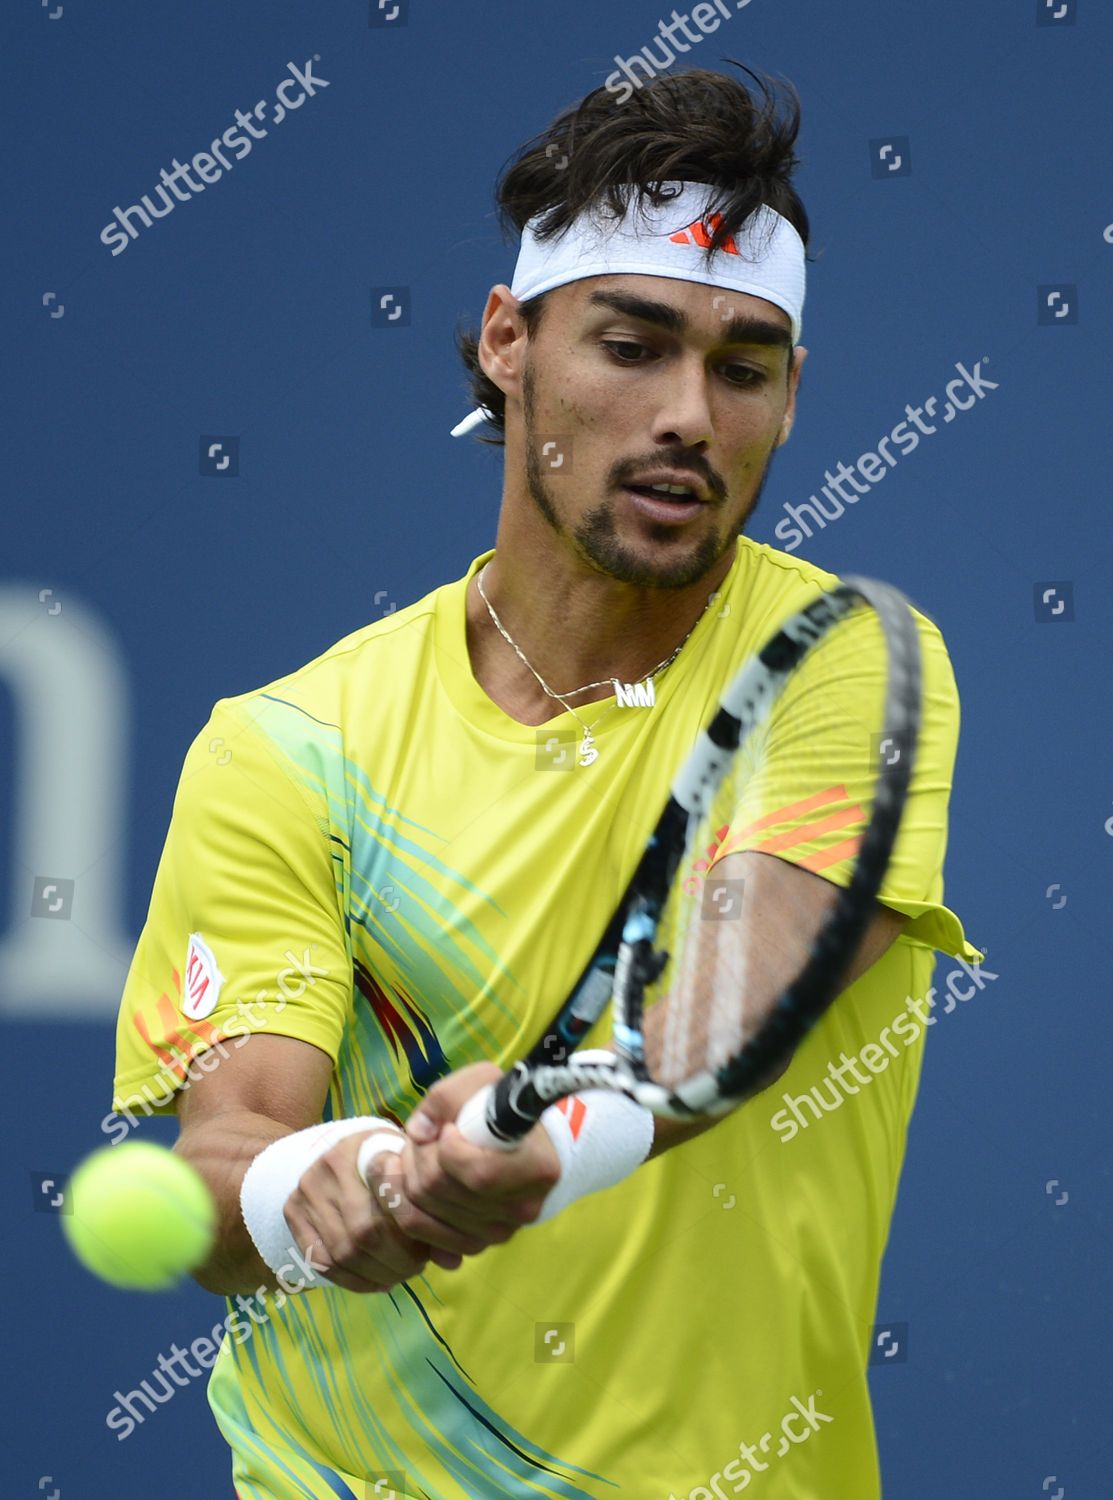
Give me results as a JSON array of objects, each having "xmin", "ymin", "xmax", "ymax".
[{"xmin": 470, "ymin": 576, "xmax": 922, "ymax": 1145}]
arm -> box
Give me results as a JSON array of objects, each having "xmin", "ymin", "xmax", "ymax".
[
  {"xmin": 643, "ymin": 848, "xmax": 907, "ymax": 1158},
  {"xmin": 365, "ymin": 850, "xmax": 906, "ymax": 1237},
  {"xmin": 174, "ymin": 1031, "xmax": 477, "ymax": 1295}
]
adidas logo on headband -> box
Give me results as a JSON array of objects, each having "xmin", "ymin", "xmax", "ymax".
[{"xmin": 668, "ymin": 211, "xmax": 741, "ymax": 256}]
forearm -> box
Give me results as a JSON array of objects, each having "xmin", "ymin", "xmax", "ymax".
[
  {"xmin": 645, "ymin": 1071, "xmax": 791, "ymax": 1158},
  {"xmin": 173, "ymin": 1108, "xmax": 294, "ymax": 1295},
  {"xmin": 639, "ymin": 1002, "xmax": 792, "ymax": 1160}
]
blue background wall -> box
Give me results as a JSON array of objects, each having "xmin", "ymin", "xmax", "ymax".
[{"xmin": 4, "ymin": 0, "xmax": 1111, "ymax": 1494}]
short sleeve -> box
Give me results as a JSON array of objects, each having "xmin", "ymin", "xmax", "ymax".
[
  {"xmin": 706, "ymin": 605, "xmax": 983, "ymax": 964},
  {"xmin": 112, "ymin": 697, "xmax": 353, "ymax": 1115}
]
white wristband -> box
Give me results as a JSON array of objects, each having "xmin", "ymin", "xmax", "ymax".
[
  {"xmin": 240, "ymin": 1116, "xmax": 402, "ymax": 1289},
  {"xmin": 534, "ymin": 1053, "xmax": 655, "ymax": 1224}
]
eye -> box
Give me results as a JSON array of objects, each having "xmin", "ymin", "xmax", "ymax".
[
  {"xmin": 602, "ymin": 340, "xmax": 651, "ymax": 363},
  {"xmin": 602, "ymin": 340, "xmax": 767, "ymax": 387},
  {"xmin": 721, "ymin": 364, "xmax": 766, "ymax": 387}
]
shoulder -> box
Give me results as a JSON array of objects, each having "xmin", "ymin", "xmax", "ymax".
[
  {"xmin": 173, "ymin": 564, "xmax": 469, "ymax": 818},
  {"xmin": 222, "ymin": 584, "xmax": 444, "ymax": 722},
  {"xmin": 736, "ymin": 536, "xmax": 955, "ymax": 659}
]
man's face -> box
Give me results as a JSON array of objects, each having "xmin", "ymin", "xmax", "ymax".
[{"xmin": 506, "ymin": 274, "xmax": 805, "ymax": 589}]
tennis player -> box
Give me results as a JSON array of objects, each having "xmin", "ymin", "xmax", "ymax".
[{"xmin": 113, "ymin": 63, "xmax": 982, "ymax": 1499}]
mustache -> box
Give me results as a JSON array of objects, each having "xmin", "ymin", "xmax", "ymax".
[{"xmin": 615, "ymin": 459, "xmax": 724, "ymax": 502}]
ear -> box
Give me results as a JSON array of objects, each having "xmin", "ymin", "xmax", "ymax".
[
  {"xmin": 774, "ymin": 345, "xmax": 807, "ymax": 448},
  {"xmin": 477, "ymin": 284, "xmax": 530, "ymax": 410}
]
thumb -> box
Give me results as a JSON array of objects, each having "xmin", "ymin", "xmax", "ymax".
[
  {"xmin": 406, "ymin": 1076, "xmax": 457, "ymax": 1143},
  {"xmin": 406, "ymin": 1063, "xmax": 504, "ymax": 1143},
  {"xmin": 407, "ymin": 1107, "xmax": 440, "ymax": 1144}
]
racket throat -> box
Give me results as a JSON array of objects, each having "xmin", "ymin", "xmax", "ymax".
[{"xmin": 612, "ymin": 932, "xmax": 669, "ymax": 1060}]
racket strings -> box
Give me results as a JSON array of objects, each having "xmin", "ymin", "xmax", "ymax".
[
  {"xmin": 653, "ymin": 771, "xmax": 754, "ymax": 1089},
  {"xmin": 645, "ymin": 607, "xmax": 890, "ymax": 1099}
]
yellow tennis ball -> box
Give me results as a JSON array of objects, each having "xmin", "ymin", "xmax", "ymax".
[{"xmin": 62, "ymin": 1140, "xmax": 216, "ymax": 1291}]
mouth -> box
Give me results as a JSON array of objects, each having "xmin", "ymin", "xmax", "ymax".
[{"xmin": 621, "ymin": 482, "xmax": 708, "ymax": 524}]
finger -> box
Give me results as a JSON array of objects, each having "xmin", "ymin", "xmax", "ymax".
[
  {"xmin": 290, "ymin": 1168, "xmax": 431, "ymax": 1289},
  {"xmin": 436, "ymin": 1123, "xmax": 561, "ymax": 1200},
  {"xmin": 373, "ymin": 1151, "xmax": 496, "ymax": 1252},
  {"xmin": 284, "ymin": 1199, "xmax": 392, "ymax": 1294},
  {"xmin": 407, "ymin": 1063, "xmax": 504, "ymax": 1143},
  {"xmin": 402, "ymin": 1139, "xmax": 505, "ymax": 1214},
  {"xmin": 397, "ymin": 1142, "xmax": 525, "ymax": 1238}
]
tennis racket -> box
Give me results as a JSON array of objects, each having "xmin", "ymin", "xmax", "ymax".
[{"xmin": 456, "ymin": 574, "xmax": 921, "ymax": 1149}]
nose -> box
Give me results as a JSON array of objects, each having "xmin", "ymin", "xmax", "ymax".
[{"xmin": 650, "ymin": 356, "xmax": 713, "ymax": 449}]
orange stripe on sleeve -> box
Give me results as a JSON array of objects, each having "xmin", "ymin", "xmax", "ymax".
[
  {"xmin": 753, "ymin": 804, "xmax": 864, "ymax": 857},
  {"xmin": 796, "ymin": 835, "xmax": 863, "ymax": 873},
  {"xmin": 710, "ymin": 786, "xmax": 860, "ymax": 865},
  {"xmin": 131, "ymin": 990, "xmax": 221, "ymax": 1081}
]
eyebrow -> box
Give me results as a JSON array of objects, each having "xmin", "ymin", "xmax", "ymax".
[{"xmin": 585, "ymin": 288, "xmax": 793, "ymax": 353}]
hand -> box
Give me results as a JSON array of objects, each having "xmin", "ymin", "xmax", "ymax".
[
  {"xmin": 364, "ymin": 1063, "xmax": 562, "ymax": 1258},
  {"xmin": 282, "ymin": 1131, "xmax": 458, "ymax": 1295}
]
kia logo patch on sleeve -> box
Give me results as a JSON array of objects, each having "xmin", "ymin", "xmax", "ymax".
[{"xmin": 183, "ymin": 932, "xmax": 225, "ymax": 1020}]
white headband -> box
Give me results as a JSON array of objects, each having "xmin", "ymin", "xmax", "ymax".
[{"xmin": 451, "ymin": 180, "xmax": 806, "ymax": 436}]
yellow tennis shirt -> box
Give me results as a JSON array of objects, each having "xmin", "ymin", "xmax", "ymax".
[{"xmin": 113, "ymin": 536, "xmax": 983, "ymax": 1499}]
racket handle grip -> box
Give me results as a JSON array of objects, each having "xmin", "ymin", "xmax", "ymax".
[{"xmin": 456, "ymin": 1084, "xmax": 521, "ymax": 1152}]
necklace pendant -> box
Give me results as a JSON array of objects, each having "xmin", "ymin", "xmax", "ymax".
[
  {"xmin": 613, "ymin": 677, "xmax": 656, "ymax": 708},
  {"xmin": 578, "ymin": 729, "xmax": 599, "ymax": 767}
]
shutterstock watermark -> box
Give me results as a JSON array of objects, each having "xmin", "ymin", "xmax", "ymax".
[
  {"xmin": 105, "ymin": 1242, "xmax": 326, "ymax": 1441},
  {"xmin": 101, "ymin": 946, "xmax": 329, "ymax": 1145},
  {"xmin": 99, "ymin": 58, "xmax": 329, "ymax": 255},
  {"xmin": 770, "ymin": 954, "xmax": 1000, "ymax": 1143},
  {"xmin": 772, "ymin": 358, "xmax": 999, "ymax": 552},
  {"xmin": 667, "ymin": 1390, "xmax": 833, "ymax": 1498},
  {"xmin": 606, "ymin": 2, "xmax": 757, "ymax": 103}
]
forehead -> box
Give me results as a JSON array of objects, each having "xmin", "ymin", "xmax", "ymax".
[{"xmin": 553, "ymin": 274, "xmax": 793, "ymax": 346}]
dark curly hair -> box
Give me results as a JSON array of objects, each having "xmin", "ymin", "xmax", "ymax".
[{"xmin": 455, "ymin": 60, "xmax": 812, "ymax": 446}]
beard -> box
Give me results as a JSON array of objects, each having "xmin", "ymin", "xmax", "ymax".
[{"xmin": 521, "ymin": 362, "xmax": 778, "ymax": 590}]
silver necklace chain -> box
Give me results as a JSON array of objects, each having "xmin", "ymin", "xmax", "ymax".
[{"xmin": 475, "ymin": 562, "xmax": 715, "ymax": 766}]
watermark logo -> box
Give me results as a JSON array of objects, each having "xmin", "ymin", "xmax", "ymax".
[
  {"xmin": 1038, "ymin": 285, "xmax": 1077, "ymax": 324},
  {"xmin": 772, "ymin": 358, "xmax": 998, "ymax": 552},
  {"xmin": 604, "ymin": 2, "xmax": 759, "ymax": 105},
  {"xmin": 701, "ymin": 876, "xmax": 744, "ymax": 921},
  {"xmin": 31, "ymin": 876, "xmax": 74, "ymax": 919},
  {"xmin": 869, "ymin": 136, "xmax": 912, "ymax": 178},
  {"xmin": 100, "ymin": 60, "xmax": 330, "ymax": 256},
  {"xmin": 360, "ymin": 1476, "xmax": 407, "ymax": 1499},
  {"xmin": 535, "ymin": 1322, "xmax": 575, "ymax": 1363},
  {"xmin": 538, "ymin": 436, "xmax": 573, "ymax": 473},
  {"xmin": 770, "ymin": 955, "xmax": 1000, "ymax": 1142},
  {"xmin": 199, "ymin": 436, "xmax": 239, "ymax": 476},
  {"xmin": 105, "ymin": 1242, "xmax": 328, "ymax": 1440},
  {"xmin": 1033, "ymin": 582, "xmax": 1074, "ymax": 622},
  {"xmin": 535, "ymin": 729, "xmax": 577, "ymax": 771},
  {"xmin": 870, "ymin": 1322, "xmax": 908, "ymax": 1365},
  {"xmin": 371, "ymin": 287, "xmax": 411, "ymax": 327},
  {"xmin": 32, "ymin": 1172, "xmax": 72, "ymax": 1215},
  {"xmin": 668, "ymin": 1390, "xmax": 833, "ymax": 1498},
  {"xmin": 872, "ymin": 730, "xmax": 911, "ymax": 770},
  {"xmin": 369, "ymin": 0, "xmax": 408, "ymax": 25}
]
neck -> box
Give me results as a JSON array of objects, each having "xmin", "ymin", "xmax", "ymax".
[{"xmin": 465, "ymin": 522, "xmax": 737, "ymax": 727}]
